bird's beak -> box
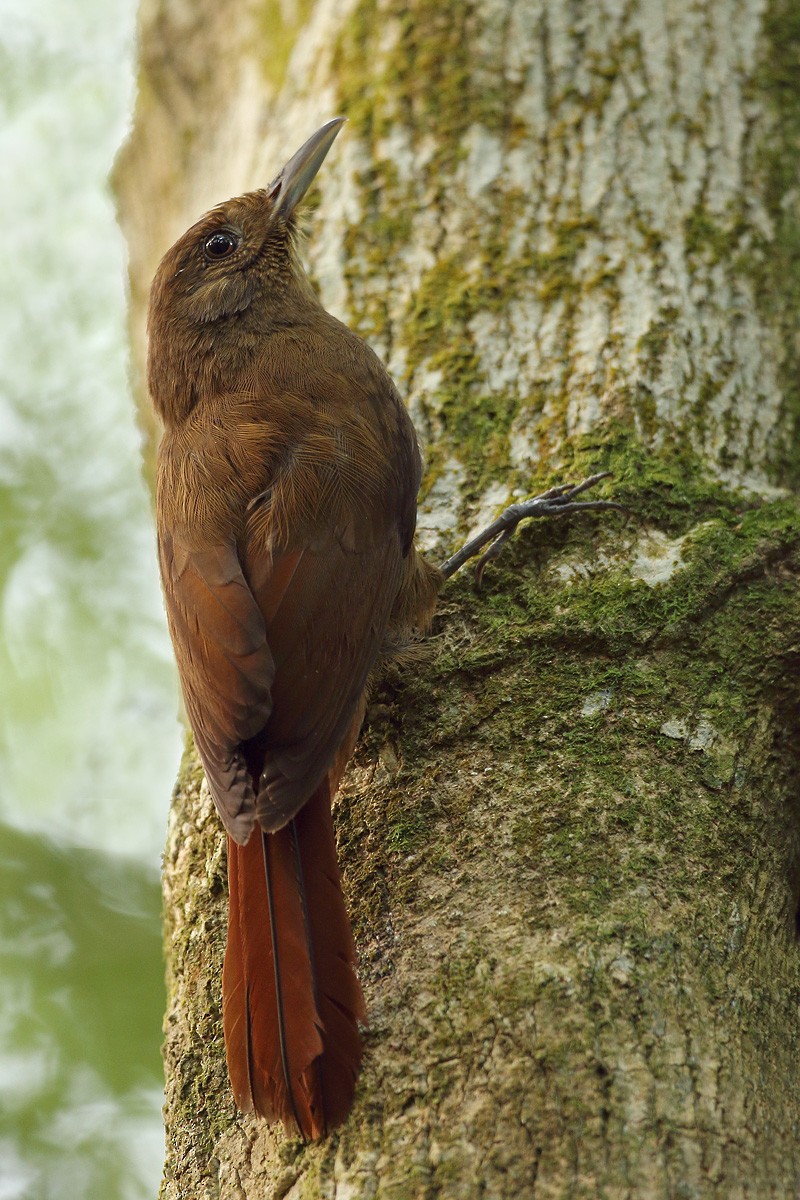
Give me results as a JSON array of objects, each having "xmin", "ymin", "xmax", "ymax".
[{"xmin": 268, "ymin": 117, "xmax": 346, "ymax": 220}]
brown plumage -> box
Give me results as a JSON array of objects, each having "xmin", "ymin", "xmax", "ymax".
[{"xmin": 148, "ymin": 119, "xmax": 439, "ymax": 1138}]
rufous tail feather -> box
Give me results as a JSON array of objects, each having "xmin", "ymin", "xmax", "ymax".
[{"xmin": 222, "ymin": 777, "xmax": 365, "ymax": 1138}]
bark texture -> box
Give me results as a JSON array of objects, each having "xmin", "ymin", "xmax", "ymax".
[{"xmin": 115, "ymin": 0, "xmax": 800, "ymax": 1196}]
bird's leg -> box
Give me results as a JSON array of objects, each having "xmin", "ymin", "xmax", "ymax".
[{"xmin": 438, "ymin": 472, "xmax": 626, "ymax": 586}]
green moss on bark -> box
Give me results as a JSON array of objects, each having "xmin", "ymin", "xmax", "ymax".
[
  {"xmin": 256, "ymin": 0, "xmax": 316, "ymax": 89},
  {"xmin": 345, "ymin": 444, "xmax": 800, "ymax": 936},
  {"xmin": 321, "ymin": 447, "xmax": 800, "ymax": 1191},
  {"xmin": 750, "ymin": 0, "xmax": 800, "ymax": 484},
  {"xmin": 334, "ymin": 0, "xmax": 521, "ymax": 159}
]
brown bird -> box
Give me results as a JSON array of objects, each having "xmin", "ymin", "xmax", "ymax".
[
  {"xmin": 148, "ymin": 118, "xmax": 440, "ymax": 1140},
  {"xmin": 148, "ymin": 118, "xmax": 620, "ymax": 1141}
]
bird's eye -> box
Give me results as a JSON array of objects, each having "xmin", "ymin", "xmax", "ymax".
[{"xmin": 204, "ymin": 231, "xmax": 239, "ymax": 260}]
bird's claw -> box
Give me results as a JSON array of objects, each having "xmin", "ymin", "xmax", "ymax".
[
  {"xmin": 473, "ymin": 526, "xmax": 515, "ymax": 587},
  {"xmin": 439, "ymin": 472, "xmax": 626, "ymax": 584}
]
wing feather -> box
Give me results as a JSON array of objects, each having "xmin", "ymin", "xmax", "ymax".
[
  {"xmin": 159, "ymin": 504, "xmax": 403, "ymax": 841},
  {"xmin": 247, "ymin": 530, "xmax": 402, "ymax": 830}
]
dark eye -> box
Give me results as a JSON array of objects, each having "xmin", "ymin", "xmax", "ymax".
[{"xmin": 203, "ymin": 231, "xmax": 239, "ymax": 259}]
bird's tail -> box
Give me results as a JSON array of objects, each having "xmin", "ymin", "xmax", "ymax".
[{"xmin": 222, "ymin": 778, "xmax": 365, "ymax": 1138}]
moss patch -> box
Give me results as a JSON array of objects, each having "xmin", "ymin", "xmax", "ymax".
[
  {"xmin": 750, "ymin": 0, "xmax": 800, "ymax": 484},
  {"xmin": 343, "ymin": 447, "xmax": 800, "ymax": 963},
  {"xmin": 257, "ymin": 0, "xmax": 317, "ymax": 90},
  {"xmin": 333, "ymin": 0, "xmax": 522, "ymax": 166}
]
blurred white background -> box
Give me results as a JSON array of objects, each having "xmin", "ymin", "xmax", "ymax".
[{"xmin": 0, "ymin": 0, "xmax": 181, "ymax": 1194}]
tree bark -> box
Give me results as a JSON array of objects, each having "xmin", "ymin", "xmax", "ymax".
[{"xmin": 116, "ymin": 0, "xmax": 800, "ymax": 1196}]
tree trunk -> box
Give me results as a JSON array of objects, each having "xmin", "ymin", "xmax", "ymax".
[{"xmin": 115, "ymin": 0, "xmax": 800, "ymax": 1195}]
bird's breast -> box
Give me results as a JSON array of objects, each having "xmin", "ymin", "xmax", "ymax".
[{"xmin": 156, "ymin": 388, "xmax": 399, "ymax": 553}]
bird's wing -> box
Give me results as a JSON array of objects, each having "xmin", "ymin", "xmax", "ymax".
[
  {"xmin": 158, "ymin": 531, "xmax": 275, "ymax": 842},
  {"xmin": 243, "ymin": 515, "xmax": 403, "ymax": 832},
  {"xmin": 159, "ymin": 510, "xmax": 402, "ymax": 843}
]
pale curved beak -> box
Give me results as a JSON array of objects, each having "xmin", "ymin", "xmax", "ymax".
[{"xmin": 269, "ymin": 117, "xmax": 346, "ymax": 219}]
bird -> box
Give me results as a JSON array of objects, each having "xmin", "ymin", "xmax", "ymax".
[
  {"xmin": 148, "ymin": 117, "xmax": 621, "ymax": 1142},
  {"xmin": 148, "ymin": 118, "xmax": 441, "ymax": 1140}
]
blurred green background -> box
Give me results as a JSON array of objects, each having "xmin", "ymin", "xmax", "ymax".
[{"xmin": 0, "ymin": 0, "xmax": 181, "ymax": 1195}]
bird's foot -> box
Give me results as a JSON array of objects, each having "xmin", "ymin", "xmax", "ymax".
[{"xmin": 438, "ymin": 472, "xmax": 626, "ymax": 586}]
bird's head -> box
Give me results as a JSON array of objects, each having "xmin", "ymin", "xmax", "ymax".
[
  {"xmin": 147, "ymin": 118, "xmax": 344, "ymax": 422},
  {"xmin": 149, "ymin": 117, "xmax": 344, "ymax": 330}
]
